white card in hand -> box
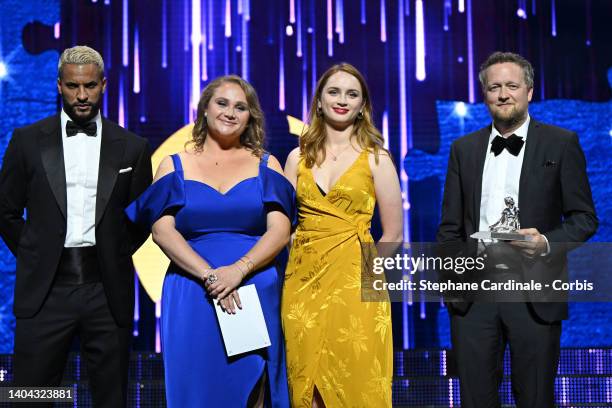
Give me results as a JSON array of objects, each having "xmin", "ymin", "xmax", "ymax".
[{"xmin": 213, "ymin": 284, "xmax": 271, "ymax": 357}]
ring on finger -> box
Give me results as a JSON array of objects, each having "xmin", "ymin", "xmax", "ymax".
[{"xmin": 207, "ymin": 272, "xmax": 218, "ymax": 285}]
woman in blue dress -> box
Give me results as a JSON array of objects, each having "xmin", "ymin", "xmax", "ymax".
[{"xmin": 126, "ymin": 75, "xmax": 295, "ymax": 407}]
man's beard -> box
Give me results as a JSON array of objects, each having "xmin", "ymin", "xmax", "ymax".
[
  {"xmin": 491, "ymin": 105, "xmax": 526, "ymax": 130},
  {"xmin": 62, "ymin": 95, "xmax": 100, "ymax": 124}
]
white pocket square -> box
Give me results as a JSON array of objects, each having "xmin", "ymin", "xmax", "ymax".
[{"xmin": 119, "ymin": 167, "xmax": 133, "ymax": 174}]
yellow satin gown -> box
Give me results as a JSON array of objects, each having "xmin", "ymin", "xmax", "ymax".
[{"xmin": 282, "ymin": 150, "xmax": 393, "ymax": 407}]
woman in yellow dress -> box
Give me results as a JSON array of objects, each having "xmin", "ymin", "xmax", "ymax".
[{"xmin": 282, "ymin": 63, "xmax": 403, "ymax": 407}]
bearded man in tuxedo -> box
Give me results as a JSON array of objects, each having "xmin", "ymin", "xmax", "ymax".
[
  {"xmin": 0, "ymin": 46, "xmax": 152, "ymax": 407},
  {"xmin": 437, "ymin": 52, "xmax": 597, "ymax": 407}
]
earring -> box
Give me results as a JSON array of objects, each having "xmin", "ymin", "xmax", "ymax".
[
  {"xmin": 357, "ymin": 111, "xmax": 364, "ymax": 119},
  {"xmin": 316, "ymin": 107, "xmax": 323, "ymax": 117}
]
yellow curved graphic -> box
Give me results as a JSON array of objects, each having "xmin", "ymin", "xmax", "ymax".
[{"xmin": 135, "ymin": 116, "xmax": 305, "ymax": 302}]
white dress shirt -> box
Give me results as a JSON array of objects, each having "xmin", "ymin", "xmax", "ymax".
[
  {"xmin": 478, "ymin": 115, "xmax": 530, "ymax": 232},
  {"xmin": 60, "ymin": 109, "xmax": 102, "ymax": 247}
]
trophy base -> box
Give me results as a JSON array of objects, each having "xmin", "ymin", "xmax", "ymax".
[{"xmin": 470, "ymin": 231, "xmax": 532, "ymax": 241}]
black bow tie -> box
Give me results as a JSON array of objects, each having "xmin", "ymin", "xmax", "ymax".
[
  {"xmin": 490, "ymin": 134, "xmax": 524, "ymax": 156},
  {"xmin": 66, "ymin": 120, "xmax": 97, "ymax": 137}
]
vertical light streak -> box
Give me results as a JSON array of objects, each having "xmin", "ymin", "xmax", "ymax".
[
  {"xmin": 241, "ymin": 2, "xmax": 249, "ymax": 79},
  {"xmin": 441, "ymin": 349, "xmax": 447, "ymax": 376},
  {"xmin": 297, "ymin": 0, "xmax": 303, "ymax": 57},
  {"xmin": 208, "ymin": 0, "xmax": 214, "ymax": 49},
  {"xmin": 104, "ymin": 0, "xmax": 110, "ymax": 4},
  {"xmin": 224, "ymin": 30, "xmax": 229, "ymax": 75},
  {"xmin": 139, "ymin": 95, "xmax": 146, "ymax": 123},
  {"xmin": 202, "ymin": 0, "xmax": 208, "ymax": 80},
  {"xmin": 458, "ymin": 0, "xmax": 464, "ymax": 13},
  {"xmin": 467, "ymin": 0, "xmax": 475, "ymax": 102},
  {"xmin": 54, "ymin": 23, "xmax": 60, "ymax": 39},
  {"xmin": 118, "ymin": 74, "xmax": 126, "ymax": 127},
  {"xmin": 551, "ymin": 0, "xmax": 557, "ymax": 37},
  {"xmin": 420, "ymin": 292, "xmax": 426, "ymax": 318},
  {"xmin": 133, "ymin": 274, "xmax": 139, "ymax": 336},
  {"xmin": 532, "ymin": 0, "xmax": 536, "ymax": 15},
  {"xmin": 244, "ymin": 0, "xmax": 251, "ymax": 21},
  {"xmin": 443, "ymin": 0, "xmax": 451, "ymax": 31},
  {"xmin": 380, "ymin": 0, "xmax": 387, "ymax": 42},
  {"xmin": 586, "ymin": 0, "xmax": 592, "ymax": 46},
  {"xmin": 133, "ymin": 25, "xmax": 140, "ymax": 93},
  {"xmin": 399, "ymin": 0, "xmax": 411, "ymax": 350},
  {"xmin": 290, "ymin": 0, "xmax": 296, "ymax": 23},
  {"xmin": 335, "ymin": 0, "xmax": 340, "ymax": 36},
  {"xmin": 191, "ymin": 0, "xmax": 202, "ymax": 121},
  {"xmin": 225, "ymin": 0, "xmax": 232, "ymax": 38},
  {"xmin": 122, "ymin": 0, "xmax": 129, "ymax": 67},
  {"xmin": 279, "ymin": 28, "xmax": 285, "ymax": 111},
  {"xmin": 302, "ymin": 59, "xmax": 308, "ymax": 121},
  {"xmin": 155, "ymin": 301, "xmax": 161, "ymax": 353},
  {"xmin": 326, "ymin": 0, "xmax": 333, "ymax": 56},
  {"xmin": 539, "ymin": 36, "xmax": 545, "ymax": 99},
  {"xmin": 184, "ymin": 0, "xmax": 189, "ymax": 51},
  {"xmin": 237, "ymin": 0, "xmax": 242, "ymax": 14},
  {"xmin": 162, "ymin": 0, "xmax": 168, "ymax": 68},
  {"xmin": 104, "ymin": 4, "xmax": 112, "ymax": 69},
  {"xmin": 561, "ymin": 377, "xmax": 568, "ymax": 404},
  {"xmin": 337, "ymin": 0, "xmax": 344, "ymax": 44},
  {"xmin": 311, "ymin": 0, "xmax": 317, "ymax": 95},
  {"xmin": 415, "ymin": 0, "xmax": 426, "ymax": 80},
  {"xmin": 360, "ymin": 0, "xmax": 366, "ymax": 24},
  {"xmin": 382, "ymin": 111, "xmax": 389, "ymax": 149}
]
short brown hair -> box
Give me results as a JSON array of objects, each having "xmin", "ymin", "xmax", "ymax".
[{"xmin": 478, "ymin": 51, "xmax": 534, "ymax": 90}]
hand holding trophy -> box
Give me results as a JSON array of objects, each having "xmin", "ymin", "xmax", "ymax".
[{"xmin": 471, "ymin": 196, "xmax": 531, "ymax": 241}]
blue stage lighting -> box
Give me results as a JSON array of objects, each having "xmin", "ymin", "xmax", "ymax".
[
  {"xmin": 454, "ymin": 101, "xmax": 467, "ymax": 117},
  {"xmin": 0, "ymin": 62, "xmax": 7, "ymax": 79}
]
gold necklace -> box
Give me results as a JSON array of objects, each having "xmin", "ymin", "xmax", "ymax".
[{"xmin": 327, "ymin": 143, "xmax": 352, "ymax": 161}]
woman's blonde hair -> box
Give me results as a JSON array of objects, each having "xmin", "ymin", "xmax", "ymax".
[
  {"xmin": 190, "ymin": 75, "xmax": 265, "ymax": 157},
  {"xmin": 300, "ymin": 63, "xmax": 386, "ymax": 168}
]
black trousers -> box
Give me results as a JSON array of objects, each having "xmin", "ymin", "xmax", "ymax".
[
  {"xmin": 13, "ymin": 281, "xmax": 131, "ymax": 408},
  {"xmin": 450, "ymin": 303, "xmax": 561, "ymax": 408}
]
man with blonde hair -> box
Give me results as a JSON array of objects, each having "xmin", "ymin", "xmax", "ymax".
[
  {"xmin": 437, "ymin": 51, "xmax": 597, "ymax": 407},
  {"xmin": 0, "ymin": 45, "xmax": 152, "ymax": 407}
]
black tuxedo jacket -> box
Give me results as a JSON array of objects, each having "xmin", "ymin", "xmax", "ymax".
[
  {"xmin": 436, "ymin": 119, "xmax": 597, "ymax": 322},
  {"xmin": 0, "ymin": 115, "xmax": 152, "ymax": 327}
]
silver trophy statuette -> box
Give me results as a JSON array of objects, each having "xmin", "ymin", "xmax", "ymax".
[{"xmin": 471, "ymin": 196, "xmax": 531, "ymax": 241}]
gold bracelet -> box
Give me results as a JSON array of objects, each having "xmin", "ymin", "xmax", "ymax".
[
  {"xmin": 239, "ymin": 255, "xmax": 255, "ymax": 272},
  {"xmin": 235, "ymin": 263, "xmax": 247, "ymax": 279}
]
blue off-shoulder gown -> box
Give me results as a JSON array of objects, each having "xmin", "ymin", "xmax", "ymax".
[{"xmin": 126, "ymin": 153, "xmax": 295, "ymax": 407}]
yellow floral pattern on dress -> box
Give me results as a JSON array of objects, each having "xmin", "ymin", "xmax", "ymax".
[{"xmin": 282, "ymin": 151, "xmax": 393, "ymax": 407}]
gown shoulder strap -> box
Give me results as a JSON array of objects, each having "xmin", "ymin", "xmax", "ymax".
[
  {"xmin": 260, "ymin": 152, "xmax": 270, "ymax": 168},
  {"xmin": 170, "ymin": 153, "xmax": 184, "ymax": 175}
]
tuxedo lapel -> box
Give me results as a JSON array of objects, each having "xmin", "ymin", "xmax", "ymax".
[
  {"xmin": 472, "ymin": 126, "xmax": 492, "ymax": 226},
  {"xmin": 39, "ymin": 116, "xmax": 67, "ymax": 219},
  {"xmin": 518, "ymin": 119, "xmax": 540, "ymax": 216},
  {"xmin": 96, "ymin": 119, "xmax": 125, "ymax": 225}
]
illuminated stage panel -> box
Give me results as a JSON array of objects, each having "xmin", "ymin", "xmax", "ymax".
[{"xmin": 1, "ymin": 349, "xmax": 612, "ymax": 407}]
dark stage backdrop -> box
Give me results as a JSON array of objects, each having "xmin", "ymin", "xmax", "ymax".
[{"xmin": 0, "ymin": 0, "xmax": 611, "ymax": 353}]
